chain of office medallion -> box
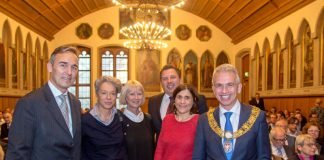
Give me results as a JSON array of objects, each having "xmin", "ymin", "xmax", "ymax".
[{"xmin": 207, "ymin": 106, "xmax": 260, "ymax": 138}]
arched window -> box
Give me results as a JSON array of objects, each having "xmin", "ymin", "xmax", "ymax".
[
  {"xmin": 69, "ymin": 46, "xmax": 91, "ymax": 109},
  {"xmin": 99, "ymin": 46, "xmax": 129, "ymax": 83}
]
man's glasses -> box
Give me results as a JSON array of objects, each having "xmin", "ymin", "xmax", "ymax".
[{"xmin": 273, "ymin": 137, "xmax": 286, "ymax": 142}]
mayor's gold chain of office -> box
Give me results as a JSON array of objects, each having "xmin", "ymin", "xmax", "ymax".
[{"xmin": 207, "ymin": 106, "xmax": 260, "ymax": 138}]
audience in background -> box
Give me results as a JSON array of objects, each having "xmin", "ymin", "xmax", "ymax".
[
  {"xmin": 155, "ymin": 84, "xmax": 199, "ymax": 160},
  {"xmin": 270, "ymin": 127, "xmax": 295, "ymax": 160},
  {"xmin": 311, "ymin": 98, "xmax": 324, "ymax": 126},
  {"xmin": 81, "ymin": 76, "xmax": 127, "ymax": 160},
  {"xmin": 287, "ymin": 117, "xmax": 300, "ymax": 137},
  {"xmin": 291, "ymin": 134, "xmax": 324, "ymax": 160},
  {"xmin": 120, "ymin": 80, "xmax": 154, "ymax": 160},
  {"xmin": 302, "ymin": 122, "xmax": 323, "ymax": 155}
]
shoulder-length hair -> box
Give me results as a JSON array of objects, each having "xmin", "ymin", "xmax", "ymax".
[{"xmin": 170, "ymin": 84, "xmax": 199, "ymax": 114}]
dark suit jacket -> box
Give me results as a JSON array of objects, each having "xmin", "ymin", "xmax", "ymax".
[
  {"xmin": 6, "ymin": 83, "xmax": 82, "ymax": 160},
  {"xmin": 289, "ymin": 154, "xmax": 324, "ymax": 160},
  {"xmin": 148, "ymin": 93, "xmax": 208, "ymax": 140},
  {"xmin": 192, "ymin": 103, "xmax": 271, "ymax": 160},
  {"xmin": 0, "ymin": 123, "xmax": 9, "ymax": 140},
  {"xmin": 271, "ymin": 145, "xmax": 295, "ymax": 160},
  {"xmin": 249, "ymin": 97, "xmax": 265, "ymax": 110},
  {"xmin": 286, "ymin": 135, "xmax": 296, "ymax": 147}
]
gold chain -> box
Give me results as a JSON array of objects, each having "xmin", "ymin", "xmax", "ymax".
[{"xmin": 207, "ymin": 106, "xmax": 260, "ymax": 138}]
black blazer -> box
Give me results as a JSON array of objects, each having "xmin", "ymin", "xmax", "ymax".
[
  {"xmin": 0, "ymin": 123, "xmax": 9, "ymax": 140},
  {"xmin": 148, "ymin": 93, "xmax": 208, "ymax": 140},
  {"xmin": 6, "ymin": 83, "xmax": 82, "ymax": 160},
  {"xmin": 249, "ymin": 97, "xmax": 265, "ymax": 110}
]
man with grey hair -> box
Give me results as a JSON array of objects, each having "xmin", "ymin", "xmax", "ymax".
[
  {"xmin": 7, "ymin": 45, "xmax": 81, "ymax": 160},
  {"xmin": 269, "ymin": 127, "xmax": 295, "ymax": 160},
  {"xmin": 193, "ymin": 64, "xmax": 271, "ymax": 160}
]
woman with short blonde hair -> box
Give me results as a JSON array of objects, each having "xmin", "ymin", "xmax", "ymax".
[{"xmin": 120, "ymin": 80, "xmax": 154, "ymax": 160}]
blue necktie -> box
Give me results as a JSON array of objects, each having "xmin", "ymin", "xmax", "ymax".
[{"xmin": 223, "ymin": 112, "xmax": 234, "ymax": 160}]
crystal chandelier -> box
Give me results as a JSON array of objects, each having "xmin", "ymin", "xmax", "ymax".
[{"xmin": 113, "ymin": 0, "xmax": 185, "ymax": 49}]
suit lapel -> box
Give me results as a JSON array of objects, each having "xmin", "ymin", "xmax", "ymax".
[
  {"xmin": 43, "ymin": 84, "xmax": 72, "ymax": 137},
  {"xmin": 232, "ymin": 103, "xmax": 250, "ymax": 157},
  {"xmin": 157, "ymin": 93, "xmax": 164, "ymax": 123},
  {"xmin": 214, "ymin": 107, "xmax": 227, "ymax": 159}
]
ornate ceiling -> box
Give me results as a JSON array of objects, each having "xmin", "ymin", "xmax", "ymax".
[{"xmin": 0, "ymin": 0, "xmax": 315, "ymax": 43}]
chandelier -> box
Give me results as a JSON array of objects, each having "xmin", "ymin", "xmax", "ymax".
[{"xmin": 113, "ymin": 0, "xmax": 186, "ymax": 49}]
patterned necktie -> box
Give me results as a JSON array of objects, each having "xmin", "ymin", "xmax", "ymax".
[
  {"xmin": 58, "ymin": 94, "xmax": 70, "ymax": 128},
  {"xmin": 223, "ymin": 112, "xmax": 234, "ymax": 160},
  {"xmin": 167, "ymin": 96, "xmax": 174, "ymax": 114},
  {"xmin": 276, "ymin": 147, "xmax": 283, "ymax": 157}
]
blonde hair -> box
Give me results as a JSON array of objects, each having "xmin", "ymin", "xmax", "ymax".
[
  {"xmin": 295, "ymin": 134, "xmax": 315, "ymax": 153},
  {"xmin": 119, "ymin": 80, "xmax": 145, "ymax": 106},
  {"xmin": 94, "ymin": 76, "xmax": 121, "ymax": 95}
]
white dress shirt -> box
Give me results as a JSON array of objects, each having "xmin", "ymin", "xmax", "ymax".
[
  {"xmin": 219, "ymin": 100, "xmax": 241, "ymax": 148},
  {"xmin": 160, "ymin": 94, "xmax": 171, "ymax": 120},
  {"xmin": 48, "ymin": 81, "xmax": 73, "ymax": 136}
]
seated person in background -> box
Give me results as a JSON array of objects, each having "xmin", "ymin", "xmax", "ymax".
[
  {"xmin": 275, "ymin": 119, "xmax": 296, "ymax": 147},
  {"xmin": 287, "ymin": 117, "xmax": 300, "ymax": 137},
  {"xmin": 295, "ymin": 112, "xmax": 307, "ymax": 132},
  {"xmin": 249, "ymin": 92, "xmax": 265, "ymax": 110},
  {"xmin": 269, "ymin": 113, "xmax": 277, "ymax": 132},
  {"xmin": 270, "ymin": 127, "xmax": 295, "ymax": 160},
  {"xmin": 302, "ymin": 122, "xmax": 323, "ymax": 155},
  {"xmin": 271, "ymin": 107, "xmax": 277, "ymax": 114},
  {"xmin": 310, "ymin": 98, "xmax": 324, "ymax": 126},
  {"xmin": 277, "ymin": 111, "xmax": 286, "ymax": 120},
  {"xmin": 290, "ymin": 134, "xmax": 324, "ymax": 160},
  {"xmin": 0, "ymin": 112, "xmax": 12, "ymax": 142}
]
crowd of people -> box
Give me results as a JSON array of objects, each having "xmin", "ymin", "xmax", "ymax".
[{"xmin": 2, "ymin": 45, "xmax": 324, "ymax": 160}]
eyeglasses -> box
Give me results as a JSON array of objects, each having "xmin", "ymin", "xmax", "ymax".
[
  {"xmin": 273, "ymin": 137, "xmax": 286, "ymax": 142},
  {"xmin": 304, "ymin": 143, "xmax": 316, "ymax": 147}
]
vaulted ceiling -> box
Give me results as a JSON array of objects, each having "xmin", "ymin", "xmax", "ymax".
[{"xmin": 0, "ymin": 0, "xmax": 315, "ymax": 44}]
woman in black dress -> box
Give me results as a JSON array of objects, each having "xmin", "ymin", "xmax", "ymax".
[
  {"xmin": 119, "ymin": 80, "xmax": 154, "ymax": 160},
  {"xmin": 81, "ymin": 76, "xmax": 127, "ymax": 160}
]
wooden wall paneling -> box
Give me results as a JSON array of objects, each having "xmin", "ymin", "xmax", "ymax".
[
  {"xmin": 264, "ymin": 97, "xmax": 323, "ymax": 119},
  {"xmin": 71, "ymin": 0, "xmax": 91, "ymax": 15},
  {"xmin": 192, "ymin": 0, "xmax": 209, "ymax": 15}
]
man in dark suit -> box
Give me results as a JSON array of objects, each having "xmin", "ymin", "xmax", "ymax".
[
  {"xmin": 148, "ymin": 65, "xmax": 208, "ymax": 140},
  {"xmin": 192, "ymin": 64, "xmax": 271, "ymax": 160},
  {"xmin": 0, "ymin": 112, "xmax": 12, "ymax": 141},
  {"xmin": 6, "ymin": 46, "xmax": 82, "ymax": 160},
  {"xmin": 249, "ymin": 92, "xmax": 265, "ymax": 110},
  {"xmin": 270, "ymin": 127, "xmax": 295, "ymax": 159}
]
